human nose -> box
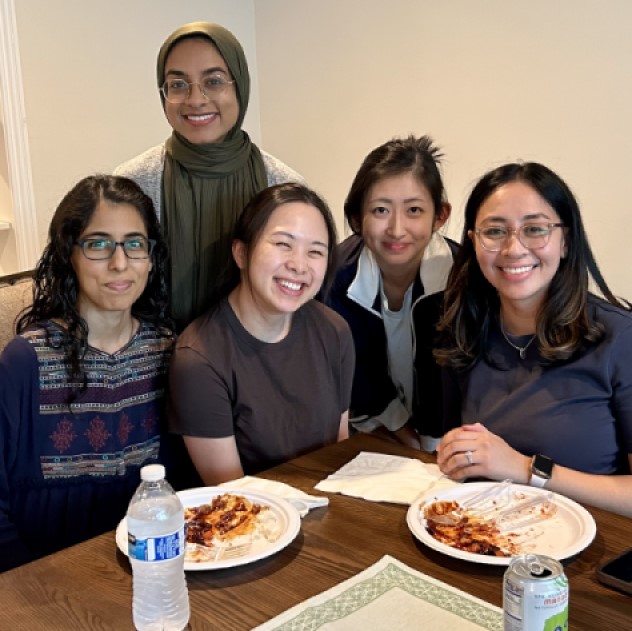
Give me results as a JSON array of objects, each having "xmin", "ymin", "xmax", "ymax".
[
  {"xmin": 386, "ymin": 210, "xmax": 404, "ymax": 237},
  {"xmin": 184, "ymin": 82, "xmax": 208, "ymax": 105},
  {"xmin": 287, "ymin": 250, "xmax": 308, "ymax": 274},
  {"xmin": 500, "ymin": 229, "xmax": 528, "ymax": 255},
  {"xmin": 108, "ymin": 243, "xmax": 129, "ymax": 270}
]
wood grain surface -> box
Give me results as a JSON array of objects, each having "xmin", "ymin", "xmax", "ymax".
[{"xmin": 0, "ymin": 433, "xmax": 629, "ymax": 630}]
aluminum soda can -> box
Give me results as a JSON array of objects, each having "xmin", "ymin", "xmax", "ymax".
[{"xmin": 503, "ymin": 554, "xmax": 569, "ymax": 631}]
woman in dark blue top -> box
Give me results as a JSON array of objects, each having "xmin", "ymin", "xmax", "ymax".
[
  {"xmin": 0, "ymin": 175, "xmax": 174, "ymax": 571},
  {"xmin": 435, "ymin": 162, "xmax": 632, "ymax": 517}
]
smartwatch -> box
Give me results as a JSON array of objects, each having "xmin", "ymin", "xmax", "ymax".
[{"xmin": 530, "ymin": 454, "xmax": 554, "ymax": 488}]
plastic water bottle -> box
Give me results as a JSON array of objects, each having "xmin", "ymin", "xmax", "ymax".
[{"xmin": 127, "ymin": 464, "xmax": 190, "ymax": 631}]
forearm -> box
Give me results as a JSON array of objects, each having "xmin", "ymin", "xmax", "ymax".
[
  {"xmin": 183, "ymin": 435, "xmax": 244, "ymax": 486},
  {"xmin": 338, "ymin": 411, "xmax": 349, "ymax": 441},
  {"xmin": 546, "ymin": 467, "xmax": 632, "ymax": 517},
  {"xmin": 393, "ymin": 424, "xmax": 421, "ymax": 449}
]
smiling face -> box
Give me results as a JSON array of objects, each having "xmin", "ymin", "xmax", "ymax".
[
  {"xmin": 232, "ymin": 202, "xmax": 329, "ymax": 319},
  {"xmin": 162, "ymin": 37, "xmax": 239, "ymax": 144},
  {"xmin": 71, "ymin": 199, "xmax": 152, "ymax": 320},
  {"xmin": 359, "ymin": 171, "xmax": 448, "ymax": 279},
  {"xmin": 470, "ymin": 181, "xmax": 566, "ymax": 316}
]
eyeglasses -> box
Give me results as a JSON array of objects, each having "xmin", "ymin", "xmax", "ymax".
[
  {"xmin": 75, "ymin": 237, "xmax": 155, "ymax": 260},
  {"xmin": 160, "ymin": 75, "xmax": 235, "ymax": 103},
  {"xmin": 474, "ymin": 223, "xmax": 564, "ymax": 252}
]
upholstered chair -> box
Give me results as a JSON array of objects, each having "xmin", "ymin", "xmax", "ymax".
[{"xmin": 0, "ymin": 271, "xmax": 33, "ymax": 353}]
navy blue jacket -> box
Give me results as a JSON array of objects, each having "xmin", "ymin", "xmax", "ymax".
[{"xmin": 325, "ymin": 233, "xmax": 458, "ymax": 443}]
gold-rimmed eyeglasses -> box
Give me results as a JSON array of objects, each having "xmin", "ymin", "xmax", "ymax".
[
  {"xmin": 160, "ymin": 75, "xmax": 235, "ymax": 103},
  {"xmin": 474, "ymin": 223, "xmax": 564, "ymax": 252},
  {"xmin": 75, "ymin": 237, "xmax": 155, "ymax": 260}
]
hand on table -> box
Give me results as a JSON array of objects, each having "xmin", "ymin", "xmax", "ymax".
[{"xmin": 436, "ymin": 422, "xmax": 531, "ymax": 483}]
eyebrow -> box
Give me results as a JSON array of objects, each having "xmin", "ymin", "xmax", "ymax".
[
  {"xmin": 271, "ymin": 231, "xmax": 328, "ymax": 249},
  {"xmin": 367, "ymin": 196, "xmax": 427, "ymax": 204},
  {"xmin": 480, "ymin": 212, "xmax": 553, "ymax": 223},
  {"xmin": 165, "ymin": 67, "xmax": 229, "ymax": 78},
  {"xmin": 80, "ymin": 231, "xmax": 147, "ymax": 239}
]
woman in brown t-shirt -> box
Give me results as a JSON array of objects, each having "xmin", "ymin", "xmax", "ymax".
[{"xmin": 168, "ymin": 183, "xmax": 355, "ymax": 484}]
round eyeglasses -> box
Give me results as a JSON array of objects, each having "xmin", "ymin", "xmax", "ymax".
[
  {"xmin": 474, "ymin": 223, "xmax": 564, "ymax": 252},
  {"xmin": 160, "ymin": 75, "xmax": 235, "ymax": 103},
  {"xmin": 76, "ymin": 237, "xmax": 155, "ymax": 260}
]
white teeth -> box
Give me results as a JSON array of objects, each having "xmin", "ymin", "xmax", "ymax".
[
  {"xmin": 502, "ymin": 265, "xmax": 534, "ymax": 275},
  {"xmin": 187, "ymin": 114, "xmax": 213, "ymax": 121},
  {"xmin": 278, "ymin": 280, "xmax": 302, "ymax": 291}
]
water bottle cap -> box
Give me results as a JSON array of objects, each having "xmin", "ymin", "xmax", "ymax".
[{"xmin": 140, "ymin": 464, "xmax": 166, "ymax": 481}]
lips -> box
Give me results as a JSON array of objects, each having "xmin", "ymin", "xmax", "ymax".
[
  {"xmin": 500, "ymin": 265, "xmax": 537, "ymax": 275},
  {"xmin": 183, "ymin": 113, "xmax": 218, "ymax": 125},
  {"xmin": 276, "ymin": 278, "xmax": 306, "ymax": 295},
  {"xmin": 382, "ymin": 241, "xmax": 411, "ymax": 253},
  {"xmin": 105, "ymin": 281, "xmax": 133, "ymax": 292}
]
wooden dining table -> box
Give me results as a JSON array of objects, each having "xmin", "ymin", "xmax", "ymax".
[{"xmin": 0, "ymin": 433, "xmax": 630, "ymax": 630}]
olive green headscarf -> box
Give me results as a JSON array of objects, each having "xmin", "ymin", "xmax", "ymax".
[{"xmin": 158, "ymin": 22, "xmax": 268, "ymax": 330}]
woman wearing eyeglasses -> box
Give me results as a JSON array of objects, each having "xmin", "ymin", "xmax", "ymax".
[
  {"xmin": 435, "ymin": 162, "xmax": 632, "ymax": 517},
  {"xmin": 115, "ymin": 21, "xmax": 303, "ymax": 330},
  {"xmin": 0, "ymin": 175, "xmax": 175, "ymax": 571}
]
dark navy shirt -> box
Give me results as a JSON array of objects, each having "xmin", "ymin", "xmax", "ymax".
[{"xmin": 443, "ymin": 296, "xmax": 632, "ymax": 474}]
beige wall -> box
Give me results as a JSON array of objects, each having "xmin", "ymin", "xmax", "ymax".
[
  {"xmin": 14, "ymin": 0, "xmax": 259, "ymax": 252},
  {"xmin": 255, "ymin": 0, "xmax": 632, "ymax": 300},
  {"xmin": 7, "ymin": 1, "xmax": 632, "ymax": 299}
]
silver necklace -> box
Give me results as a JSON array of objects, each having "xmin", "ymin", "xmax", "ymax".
[{"xmin": 499, "ymin": 318, "xmax": 536, "ymax": 359}]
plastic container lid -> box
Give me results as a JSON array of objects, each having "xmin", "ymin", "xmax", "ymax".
[{"xmin": 140, "ymin": 464, "xmax": 166, "ymax": 482}]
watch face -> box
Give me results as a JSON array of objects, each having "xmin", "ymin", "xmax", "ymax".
[{"xmin": 532, "ymin": 454, "xmax": 554, "ymax": 478}]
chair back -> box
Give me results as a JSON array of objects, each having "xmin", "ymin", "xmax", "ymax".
[{"xmin": 0, "ymin": 271, "xmax": 34, "ymax": 353}]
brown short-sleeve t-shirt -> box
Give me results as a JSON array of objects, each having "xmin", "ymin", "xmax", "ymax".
[{"xmin": 169, "ymin": 299, "xmax": 354, "ymax": 474}]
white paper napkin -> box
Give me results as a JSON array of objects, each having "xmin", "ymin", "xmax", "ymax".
[
  {"xmin": 314, "ymin": 451, "xmax": 458, "ymax": 504},
  {"xmin": 220, "ymin": 475, "xmax": 329, "ymax": 517}
]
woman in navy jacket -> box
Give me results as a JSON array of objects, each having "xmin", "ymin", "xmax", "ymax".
[{"xmin": 326, "ymin": 136, "xmax": 457, "ymax": 450}]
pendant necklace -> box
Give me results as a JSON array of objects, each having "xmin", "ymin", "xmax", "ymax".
[{"xmin": 499, "ymin": 317, "xmax": 536, "ymax": 359}]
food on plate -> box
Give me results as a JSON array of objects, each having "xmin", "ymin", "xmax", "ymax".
[
  {"xmin": 420, "ymin": 494, "xmax": 557, "ymax": 557},
  {"xmin": 184, "ymin": 493, "xmax": 270, "ymax": 562},
  {"xmin": 423, "ymin": 499, "xmax": 518, "ymax": 557}
]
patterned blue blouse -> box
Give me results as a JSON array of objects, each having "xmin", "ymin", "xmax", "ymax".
[{"xmin": 0, "ymin": 320, "xmax": 173, "ymax": 572}]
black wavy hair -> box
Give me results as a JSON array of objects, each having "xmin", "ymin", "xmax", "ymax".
[{"xmin": 17, "ymin": 175, "xmax": 172, "ymax": 396}]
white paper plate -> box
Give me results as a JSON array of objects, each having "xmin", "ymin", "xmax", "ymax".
[
  {"xmin": 406, "ymin": 481, "xmax": 597, "ymax": 566},
  {"xmin": 116, "ymin": 486, "xmax": 301, "ymax": 571}
]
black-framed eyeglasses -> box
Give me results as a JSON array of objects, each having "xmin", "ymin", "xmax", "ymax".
[
  {"xmin": 474, "ymin": 223, "xmax": 564, "ymax": 252},
  {"xmin": 160, "ymin": 75, "xmax": 236, "ymax": 103},
  {"xmin": 75, "ymin": 237, "xmax": 156, "ymax": 260}
]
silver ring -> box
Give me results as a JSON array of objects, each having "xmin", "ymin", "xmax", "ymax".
[{"xmin": 465, "ymin": 450, "xmax": 474, "ymax": 466}]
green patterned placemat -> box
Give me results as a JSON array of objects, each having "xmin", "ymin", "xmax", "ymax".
[{"xmin": 254, "ymin": 555, "xmax": 502, "ymax": 630}]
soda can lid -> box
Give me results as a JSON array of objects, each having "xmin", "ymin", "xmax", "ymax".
[
  {"xmin": 508, "ymin": 554, "xmax": 563, "ymax": 581},
  {"xmin": 141, "ymin": 464, "xmax": 165, "ymax": 481}
]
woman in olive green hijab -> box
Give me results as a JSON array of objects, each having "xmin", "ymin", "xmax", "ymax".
[{"xmin": 115, "ymin": 22, "xmax": 304, "ymax": 330}]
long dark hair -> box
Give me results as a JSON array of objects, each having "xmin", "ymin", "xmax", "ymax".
[
  {"xmin": 211, "ymin": 183, "xmax": 338, "ymax": 306},
  {"xmin": 435, "ymin": 162, "xmax": 629, "ymax": 369},
  {"xmin": 17, "ymin": 175, "xmax": 172, "ymax": 392},
  {"xmin": 344, "ymin": 134, "xmax": 447, "ymax": 232}
]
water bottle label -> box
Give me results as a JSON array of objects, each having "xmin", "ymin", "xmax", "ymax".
[{"xmin": 128, "ymin": 526, "xmax": 185, "ymax": 561}]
